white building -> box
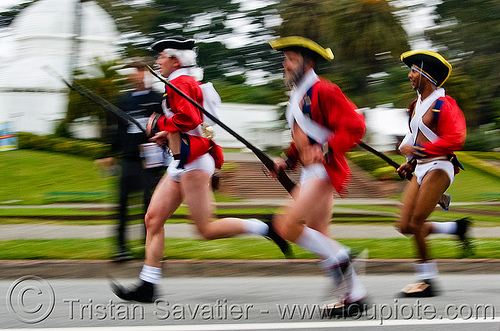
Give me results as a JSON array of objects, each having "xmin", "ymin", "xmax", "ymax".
[
  {"xmin": 0, "ymin": 0, "xmax": 120, "ymax": 135},
  {"xmin": 361, "ymin": 104, "xmax": 409, "ymax": 152},
  {"xmin": 213, "ymin": 103, "xmax": 408, "ymax": 152}
]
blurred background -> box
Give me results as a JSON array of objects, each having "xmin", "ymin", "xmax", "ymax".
[{"xmin": 0, "ymin": 0, "xmax": 498, "ymax": 205}]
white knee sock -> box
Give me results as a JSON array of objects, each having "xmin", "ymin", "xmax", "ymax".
[
  {"xmin": 139, "ymin": 265, "xmax": 162, "ymax": 284},
  {"xmin": 431, "ymin": 221, "xmax": 458, "ymax": 234},
  {"xmin": 295, "ymin": 226, "xmax": 348, "ymax": 261},
  {"xmin": 415, "ymin": 261, "xmax": 439, "ymax": 280},
  {"xmin": 296, "ymin": 227, "xmax": 367, "ymax": 302},
  {"xmin": 241, "ymin": 218, "xmax": 269, "ymax": 236}
]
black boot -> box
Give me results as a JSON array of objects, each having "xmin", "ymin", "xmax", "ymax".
[
  {"xmin": 110, "ymin": 279, "xmax": 155, "ymax": 303},
  {"xmin": 455, "ymin": 217, "xmax": 474, "ymax": 255},
  {"xmin": 265, "ymin": 221, "xmax": 293, "ymax": 258}
]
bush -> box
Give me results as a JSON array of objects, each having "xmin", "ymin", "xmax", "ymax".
[
  {"xmin": 17, "ymin": 132, "xmax": 111, "ymax": 159},
  {"xmin": 463, "ymin": 126, "xmax": 500, "ymax": 151},
  {"xmin": 347, "ymin": 151, "xmax": 405, "ymax": 181}
]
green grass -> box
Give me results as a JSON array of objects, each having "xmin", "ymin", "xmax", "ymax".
[
  {"xmin": 348, "ymin": 150, "xmax": 500, "ymax": 202},
  {"xmin": 0, "ymin": 150, "xmax": 116, "ymax": 204},
  {"xmin": 1, "ymin": 149, "xmax": 499, "ymax": 204},
  {"xmin": 0, "ymin": 237, "xmax": 498, "ymax": 260}
]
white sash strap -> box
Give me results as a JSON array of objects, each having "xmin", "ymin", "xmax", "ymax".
[
  {"xmin": 418, "ymin": 120, "xmax": 439, "ymax": 143},
  {"xmin": 410, "ymin": 88, "xmax": 444, "ymax": 143},
  {"xmin": 286, "ymin": 70, "xmax": 333, "ymax": 144}
]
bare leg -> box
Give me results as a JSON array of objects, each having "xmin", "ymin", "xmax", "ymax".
[
  {"xmin": 144, "ymin": 175, "xmax": 183, "ymax": 267},
  {"xmin": 410, "ymin": 169, "xmax": 450, "ymax": 262},
  {"xmin": 274, "ymin": 179, "xmax": 334, "ymax": 242},
  {"xmin": 181, "ymin": 169, "xmax": 247, "ymax": 239}
]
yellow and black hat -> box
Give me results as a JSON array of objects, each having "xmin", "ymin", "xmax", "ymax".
[
  {"xmin": 269, "ymin": 36, "xmax": 334, "ymax": 62},
  {"xmin": 401, "ymin": 50, "xmax": 452, "ymax": 87}
]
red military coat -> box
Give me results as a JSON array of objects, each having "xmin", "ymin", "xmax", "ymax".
[
  {"xmin": 409, "ymin": 96, "xmax": 466, "ymax": 157},
  {"xmin": 407, "ymin": 95, "xmax": 466, "ymax": 173},
  {"xmin": 285, "ymin": 78, "xmax": 366, "ymax": 195},
  {"xmin": 155, "ymin": 74, "xmax": 223, "ymax": 168}
]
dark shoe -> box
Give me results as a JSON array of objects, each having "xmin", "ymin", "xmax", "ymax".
[
  {"xmin": 398, "ymin": 279, "xmax": 438, "ymax": 298},
  {"xmin": 438, "ymin": 193, "xmax": 451, "ymax": 210},
  {"xmin": 264, "ymin": 221, "xmax": 293, "ymax": 258},
  {"xmin": 321, "ymin": 297, "xmax": 370, "ymax": 318},
  {"xmin": 455, "ymin": 217, "xmax": 474, "ymax": 256},
  {"xmin": 456, "ymin": 217, "xmax": 471, "ymax": 241},
  {"xmin": 110, "ymin": 278, "xmax": 155, "ymax": 303},
  {"xmin": 112, "ymin": 249, "xmax": 133, "ymax": 263}
]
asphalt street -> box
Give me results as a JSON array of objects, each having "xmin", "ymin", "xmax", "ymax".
[{"xmin": 1, "ymin": 274, "xmax": 499, "ymax": 330}]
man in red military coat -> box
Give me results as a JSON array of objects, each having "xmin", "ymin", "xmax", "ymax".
[
  {"xmin": 111, "ymin": 37, "xmax": 289, "ymax": 303},
  {"xmin": 396, "ymin": 50, "xmax": 469, "ymax": 297},
  {"xmin": 269, "ymin": 36, "xmax": 368, "ymax": 317}
]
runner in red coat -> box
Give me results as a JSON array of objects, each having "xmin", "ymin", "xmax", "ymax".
[
  {"xmin": 269, "ymin": 36, "xmax": 368, "ymax": 318},
  {"xmin": 111, "ymin": 37, "xmax": 289, "ymax": 303},
  {"xmin": 396, "ymin": 50, "xmax": 470, "ymax": 298},
  {"xmin": 282, "ymin": 78, "xmax": 365, "ymax": 195}
]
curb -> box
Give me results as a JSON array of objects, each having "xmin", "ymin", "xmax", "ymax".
[{"xmin": 0, "ymin": 259, "xmax": 499, "ymax": 279}]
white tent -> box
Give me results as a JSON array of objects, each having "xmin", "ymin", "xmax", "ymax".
[{"xmin": 0, "ymin": 0, "xmax": 120, "ymax": 135}]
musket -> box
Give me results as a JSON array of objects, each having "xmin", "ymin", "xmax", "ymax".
[
  {"xmin": 43, "ymin": 66, "xmax": 147, "ymax": 134},
  {"xmin": 358, "ymin": 141, "xmax": 451, "ymax": 210}
]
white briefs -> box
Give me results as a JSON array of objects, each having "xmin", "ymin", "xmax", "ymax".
[
  {"xmin": 300, "ymin": 163, "xmax": 330, "ymax": 185},
  {"xmin": 414, "ymin": 160, "xmax": 455, "ymax": 185},
  {"xmin": 167, "ymin": 153, "xmax": 215, "ymax": 182}
]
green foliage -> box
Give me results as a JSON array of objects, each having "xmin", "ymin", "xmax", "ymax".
[
  {"xmin": 456, "ymin": 152, "xmax": 500, "ymax": 178},
  {"xmin": 0, "ymin": 0, "xmax": 34, "ymax": 28},
  {"xmin": 462, "ymin": 126, "xmax": 500, "ymax": 152},
  {"xmin": 275, "ymin": 0, "xmax": 410, "ymax": 106},
  {"xmin": 17, "ymin": 132, "xmax": 111, "ymax": 159},
  {"xmin": 213, "ymin": 79, "xmax": 287, "ymax": 105},
  {"xmin": 427, "ymin": 0, "xmax": 500, "ymax": 127},
  {"xmin": 67, "ymin": 60, "xmax": 125, "ymax": 134},
  {"xmin": 347, "ymin": 151, "xmax": 405, "ymax": 181}
]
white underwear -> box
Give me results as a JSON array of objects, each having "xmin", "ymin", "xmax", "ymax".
[
  {"xmin": 414, "ymin": 160, "xmax": 455, "ymax": 185},
  {"xmin": 300, "ymin": 163, "xmax": 330, "ymax": 185},
  {"xmin": 167, "ymin": 153, "xmax": 215, "ymax": 183}
]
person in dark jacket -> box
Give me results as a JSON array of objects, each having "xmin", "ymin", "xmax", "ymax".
[{"xmin": 108, "ymin": 59, "xmax": 167, "ymax": 261}]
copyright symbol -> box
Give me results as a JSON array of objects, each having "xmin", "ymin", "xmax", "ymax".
[{"xmin": 6, "ymin": 275, "xmax": 55, "ymax": 324}]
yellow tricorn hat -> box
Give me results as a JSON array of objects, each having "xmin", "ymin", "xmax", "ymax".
[
  {"xmin": 400, "ymin": 50, "xmax": 452, "ymax": 87},
  {"xmin": 269, "ymin": 36, "xmax": 334, "ymax": 61}
]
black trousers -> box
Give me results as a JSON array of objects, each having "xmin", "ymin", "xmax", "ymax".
[{"xmin": 117, "ymin": 159, "xmax": 163, "ymax": 250}]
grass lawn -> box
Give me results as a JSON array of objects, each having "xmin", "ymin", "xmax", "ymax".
[
  {"xmin": 0, "ymin": 237, "xmax": 497, "ymax": 260},
  {"xmin": 2, "ymin": 149, "xmax": 500, "ymax": 205},
  {"xmin": 0, "ymin": 150, "xmax": 115, "ymax": 205}
]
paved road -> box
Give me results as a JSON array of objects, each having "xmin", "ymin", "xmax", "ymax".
[
  {"xmin": 0, "ymin": 199, "xmax": 498, "ymax": 240},
  {"xmin": 1, "ymin": 222, "xmax": 499, "ymax": 241},
  {"xmin": 1, "ymin": 274, "xmax": 499, "ymax": 330}
]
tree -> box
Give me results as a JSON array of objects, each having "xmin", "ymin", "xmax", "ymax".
[
  {"xmin": 274, "ymin": 0, "xmax": 410, "ymax": 106},
  {"xmin": 0, "ymin": 0, "xmax": 34, "ymax": 28},
  {"xmin": 66, "ymin": 59, "xmax": 125, "ymax": 138},
  {"xmin": 426, "ymin": 0, "xmax": 500, "ymax": 127}
]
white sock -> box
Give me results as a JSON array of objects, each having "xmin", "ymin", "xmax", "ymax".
[
  {"xmin": 345, "ymin": 269, "xmax": 368, "ymax": 302},
  {"xmin": 139, "ymin": 265, "xmax": 162, "ymax": 284},
  {"xmin": 296, "ymin": 227, "xmax": 367, "ymax": 301},
  {"xmin": 241, "ymin": 218, "xmax": 269, "ymax": 236},
  {"xmin": 296, "ymin": 227, "xmax": 348, "ymax": 261},
  {"xmin": 415, "ymin": 261, "xmax": 439, "ymax": 280},
  {"xmin": 431, "ymin": 221, "xmax": 458, "ymax": 234}
]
